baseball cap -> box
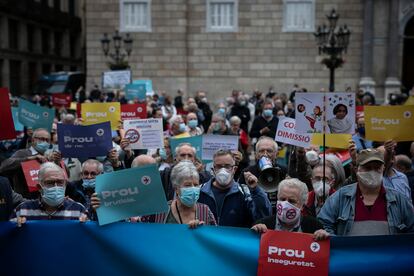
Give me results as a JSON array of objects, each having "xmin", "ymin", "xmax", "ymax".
[{"xmin": 357, "ymin": 149, "xmax": 384, "ymax": 166}]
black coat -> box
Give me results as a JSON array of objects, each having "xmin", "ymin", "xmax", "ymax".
[
  {"xmin": 249, "ymin": 115, "xmax": 279, "ymax": 139},
  {"xmin": 0, "ymin": 176, "xmax": 13, "ymax": 221},
  {"xmin": 230, "ymin": 104, "xmax": 251, "ymax": 133}
]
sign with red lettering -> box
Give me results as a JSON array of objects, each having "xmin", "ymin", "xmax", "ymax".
[
  {"xmin": 21, "ymin": 160, "xmax": 41, "ymax": 192},
  {"xmin": 0, "ymin": 87, "xmax": 16, "ymax": 140},
  {"xmin": 52, "ymin": 93, "xmax": 72, "ymax": 108},
  {"xmin": 275, "ymin": 117, "xmax": 312, "ymax": 148},
  {"xmin": 257, "ymin": 231, "xmax": 330, "ymax": 276},
  {"xmin": 121, "ymin": 103, "xmax": 147, "ymax": 120},
  {"xmin": 356, "ymin": 105, "xmax": 364, "ymax": 119}
]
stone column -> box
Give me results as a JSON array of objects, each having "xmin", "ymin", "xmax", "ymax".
[
  {"xmin": 384, "ymin": 0, "xmax": 401, "ymax": 103},
  {"xmin": 359, "ymin": 0, "xmax": 376, "ymax": 95}
]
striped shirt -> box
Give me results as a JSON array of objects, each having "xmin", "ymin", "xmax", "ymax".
[{"xmin": 13, "ymin": 198, "xmax": 86, "ymax": 221}]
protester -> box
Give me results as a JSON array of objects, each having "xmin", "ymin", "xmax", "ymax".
[
  {"xmin": 251, "ymin": 178, "xmax": 329, "ymax": 240},
  {"xmin": 198, "ymin": 149, "xmax": 271, "ymax": 227},
  {"xmin": 394, "ymin": 154, "xmax": 414, "ymax": 202},
  {"xmin": 318, "ymin": 149, "xmax": 414, "ymax": 235},
  {"xmin": 207, "ymin": 113, "xmax": 228, "ymax": 134},
  {"xmin": 249, "ymin": 100, "xmax": 279, "ymax": 140},
  {"xmin": 229, "ymin": 95, "xmax": 251, "ymax": 133},
  {"xmin": 168, "ymin": 115, "xmax": 189, "ymax": 137},
  {"xmin": 352, "ymin": 116, "xmax": 373, "ymax": 151},
  {"xmin": 186, "ymin": 112, "xmax": 203, "ymax": 136}
]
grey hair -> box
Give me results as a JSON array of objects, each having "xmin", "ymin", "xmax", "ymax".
[
  {"xmin": 81, "ymin": 159, "xmax": 104, "ymax": 173},
  {"xmin": 170, "ymin": 160, "xmax": 199, "ymax": 189},
  {"xmin": 169, "ymin": 115, "xmax": 183, "ymax": 126},
  {"xmin": 325, "ymin": 154, "xmax": 346, "ymax": 188},
  {"xmin": 229, "ymin": 116, "xmax": 241, "ymax": 125},
  {"xmin": 175, "ymin": 143, "xmax": 196, "ymax": 156},
  {"xmin": 255, "ymin": 136, "xmax": 278, "ymax": 152},
  {"xmin": 38, "ymin": 162, "xmax": 65, "ymax": 183},
  {"xmin": 278, "ymin": 178, "xmax": 308, "ymax": 205},
  {"xmin": 33, "ymin": 128, "xmax": 51, "ymax": 139}
]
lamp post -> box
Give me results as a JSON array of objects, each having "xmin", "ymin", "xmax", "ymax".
[
  {"xmin": 101, "ymin": 30, "xmax": 133, "ymax": 70},
  {"xmin": 314, "ymin": 9, "xmax": 351, "ymax": 92}
]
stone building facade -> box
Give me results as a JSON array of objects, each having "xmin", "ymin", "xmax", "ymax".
[
  {"xmin": 0, "ymin": 0, "xmax": 84, "ymax": 96},
  {"xmin": 85, "ymin": 0, "xmax": 414, "ymax": 103}
]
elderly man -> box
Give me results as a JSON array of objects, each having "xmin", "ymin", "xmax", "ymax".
[
  {"xmin": 394, "ymin": 154, "xmax": 414, "ymax": 203},
  {"xmin": 207, "ymin": 113, "xmax": 228, "ymax": 135},
  {"xmin": 161, "ymin": 143, "xmax": 211, "ymax": 200},
  {"xmin": 66, "ymin": 159, "xmax": 103, "ymax": 220},
  {"xmin": 168, "ymin": 115, "xmax": 189, "ymax": 137},
  {"xmin": 249, "ymin": 100, "xmax": 279, "ymax": 140},
  {"xmin": 13, "ymin": 162, "xmax": 86, "ymax": 221},
  {"xmin": 198, "ymin": 149, "xmax": 271, "ymax": 227},
  {"xmin": 251, "ymin": 178, "xmax": 328, "ymax": 239},
  {"xmin": 0, "ymin": 128, "xmax": 59, "ymax": 198},
  {"xmin": 318, "ymin": 149, "xmax": 414, "ymax": 236}
]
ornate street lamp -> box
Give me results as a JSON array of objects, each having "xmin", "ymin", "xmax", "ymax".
[
  {"xmin": 314, "ymin": 9, "xmax": 351, "ymax": 92},
  {"xmin": 100, "ymin": 30, "xmax": 133, "ymax": 70}
]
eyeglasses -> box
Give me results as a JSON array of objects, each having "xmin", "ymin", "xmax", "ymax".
[
  {"xmin": 214, "ymin": 164, "xmax": 234, "ymax": 170},
  {"xmin": 41, "ymin": 179, "xmax": 66, "ymax": 188}
]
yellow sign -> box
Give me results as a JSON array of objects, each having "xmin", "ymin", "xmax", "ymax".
[
  {"xmin": 81, "ymin": 103, "xmax": 121, "ymax": 130},
  {"xmin": 404, "ymin": 96, "xmax": 414, "ymax": 105},
  {"xmin": 365, "ymin": 105, "xmax": 414, "ymax": 142},
  {"xmin": 311, "ymin": 133, "xmax": 352, "ymax": 149}
]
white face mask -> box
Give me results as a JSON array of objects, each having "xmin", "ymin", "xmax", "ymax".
[
  {"xmin": 357, "ymin": 171, "xmax": 383, "ymax": 188},
  {"xmin": 312, "ymin": 181, "xmax": 331, "ymax": 198},
  {"xmin": 276, "ymin": 200, "xmax": 301, "ymax": 226},
  {"xmin": 215, "ymin": 168, "xmax": 233, "ymax": 187}
]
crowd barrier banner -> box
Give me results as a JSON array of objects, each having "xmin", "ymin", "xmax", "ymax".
[{"xmin": 0, "ymin": 221, "xmax": 413, "ymax": 276}]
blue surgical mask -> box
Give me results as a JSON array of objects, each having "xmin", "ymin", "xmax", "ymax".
[
  {"xmin": 213, "ymin": 123, "xmax": 221, "ymax": 132},
  {"xmin": 159, "ymin": 148, "xmax": 167, "ymax": 160},
  {"xmin": 179, "ymin": 187, "xmax": 200, "ymax": 207},
  {"xmin": 218, "ymin": 108, "xmax": 226, "ymax": 115},
  {"xmin": 35, "ymin": 142, "xmax": 50, "ymax": 154},
  {"xmin": 82, "ymin": 179, "xmax": 96, "ymax": 189},
  {"xmin": 263, "ymin": 109, "xmax": 273, "ymax": 117},
  {"xmin": 179, "ymin": 123, "xmax": 187, "ymax": 133},
  {"xmin": 188, "ymin": 119, "xmax": 198, "ymax": 129},
  {"xmin": 41, "ymin": 186, "xmax": 65, "ymax": 207},
  {"xmin": 358, "ymin": 127, "xmax": 365, "ymax": 136}
]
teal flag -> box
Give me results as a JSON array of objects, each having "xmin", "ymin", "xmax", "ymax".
[
  {"xmin": 18, "ymin": 99, "xmax": 55, "ymax": 131},
  {"xmin": 125, "ymin": 83, "xmax": 146, "ymax": 101},
  {"xmin": 11, "ymin": 107, "xmax": 24, "ymax": 131},
  {"xmin": 133, "ymin": 79, "xmax": 153, "ymax": 95},
  {"xmin": 96, "ymin": 164, "xmax": 168, "ymax": 226},
  {"xmin": 169, "ymin": 135, "xmax": 202, "ymax": 161}
]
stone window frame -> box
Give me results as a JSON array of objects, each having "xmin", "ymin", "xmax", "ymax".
[
  {"xmin": 206, "ymin": 0, "xmax": 238, "ymax": 33},
  {"xmin": 119, "ymin": 0, "xmax": 152, "ymax": 32},
  {"xmin": 282, "ymin": 0, "xmax": 315, "ymax": 33}
]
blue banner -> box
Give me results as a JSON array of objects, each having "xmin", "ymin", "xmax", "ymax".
[
  {"xmin": 169, "ymin": 135, "xmax": 203, "ymax": 161},
  {"xmin": 96, "ymin": 164, "xmax": 168, "ymax": 225},
  {"xmin": 125, "ymin": 83, "xmax": 146, "ymax": 101},
  {"xmin": 57, "ymin": 122, "xmax": 112, "ymax": 158},
  {"xmin": 0, "ymin": 221, "xmax": 413, "ymax": 275},
  {"xmin": 18, "ymin": 99, "xmax": 55, "ymax": 131},
  {"xmin": 11, "ymin": 107, "xmax": 24, "ymax": 131},
  {"xmin": 133, "ymin": 79, "xmax": 153, "ymax": 95}
]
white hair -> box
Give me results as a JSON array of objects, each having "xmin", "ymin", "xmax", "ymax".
[
  {"xmin": 81, "ymin": 159, "xmax": 104, "ymax": 173},
  {"xmin": 169, "ymin": 115, "xmax": 183, "ymax": 126},
  {"xmin": 229, "ymin": 116, "xmax": 241, "ymax": 125},
  {"xmin": 170, "ymin": 160, "xmax": 199, "ymax": 189},
  {"xmin": 255, "ymin": 136, "xmax": 278, "ymax": 152},
  {"xmin": 38, "ymin": 162, "xmax": 65, "ymax": 183},
  {"xmin": 278, "ymin": 178, "xmax": 308, "ymax": 205},
  {"xmin": 174, "ymin": 143, "xmax": 196, "ymax": 156}
]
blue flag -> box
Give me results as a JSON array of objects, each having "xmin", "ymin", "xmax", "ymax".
[
  {"xmin": 169, "ymin": 135, "xmax": 203, "ymax": 160},
  {"xmin": 133, "ymin": 79, "xmax": 153, "ymax": 95},
  {"xmin": 96, "ymin": 164, "xmax": 168, "ymax": 226},
  {"xmin": 125, "ymin": 83, "xmax": 146, "ymax": 101},
  {"xmin": 11, "ymin": 107, "xmax": 24, "ymax": 131},
  {"xmin": 57, "ymin": 122, "xmax": 112, "ymax": 158},
  {"xmin": 18, "ymin": 99, "xmax": 55, "ymax": 131}
]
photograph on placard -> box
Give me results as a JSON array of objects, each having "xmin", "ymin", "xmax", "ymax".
[{"xmin": 326, "ymin": 93, "xmax": 355, "ymax": 134}]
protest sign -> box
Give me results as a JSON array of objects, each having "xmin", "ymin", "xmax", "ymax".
[
  {"xmin": 295, "ymin": 92, "xmax": 355, "ymax": 134},
  {"xmin": 311, "ymin": 134, "xmax": 352, "ymax": 149},
  {"xmin": 169, "ymin": 135, "xmax": 202, "ymax": 160},
  {"xmin": 202, "ymin": 135, "xmax": 239, "ymax": 161},
  {"xmin": 133, "ymin": 79, "xmax": 153, "ymax": 96},
  {"xmin": 124, "ymin": 83, "xmax": 146, "ymax": 101},
  {"xmin": 21, "ymin": 160, "xmax": 41, "ymax": 192},
  {"xmin": 57, "ymin": 122, "xmax": 113, "ymax": 158},
  {"xmin": 102, "ymin": 70, "xmax": 131, "ymax": 89},
  {"xmin": 364, "ymin": 105, "xmax": 414, "ymax": 142},
  {"xmin": 257, "ymin": 231, "xmax": 330, "ymax": 276},
  {"xmin": 404, "ymin": 96, "xmax": 414, "ymax": 105},
  {"xmin": 11, "ymin": 107, "xmax": 24, "ymax": 132},
  {"xmin": 81, "ymin": 102, "xmax": 121, "ymax": 130},
  {"xmin": 121, "ymin": 103, "xmax": 147, "ymax": 120},
  {"xmin": 275, "ymin": 118, "xmax": 311, "ymax": 148},
  {"xmin": 51, "ymin": 93, "xmax": 72, "ymax": 108},
  {"xmin": 123, "ymin": 118, "xmax": 163, "ymax": 149},
  {"xmin": 0, "ymin": 88, "xmax": 16, "ymax": 140},
  {"xmin": 18, "ymin": 99, "xmax": 55, "ymax": 132},
  {"xmin": 96, "ymin": 164, "xmax": 168, "ymax": 226}
]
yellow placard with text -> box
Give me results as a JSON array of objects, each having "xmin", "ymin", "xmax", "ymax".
[
  {"xmin": 81, "ymin": 102, "xmax": 121, "ymax": 130},
  {"xmin": 365, "ymin": 105, "xmax": 414, "ymax": 142},
  {"xmin": 404, "ymin": 96, "xmax": 414, "ymax": 105},
  {"xmin": 311, "ymin": 133, "xmax": 352, "ymax": 149}
]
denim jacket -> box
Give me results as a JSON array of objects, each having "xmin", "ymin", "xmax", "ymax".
[{"xmin": 318, "ymin": 183, "xmax": 414, "ymax": 236}]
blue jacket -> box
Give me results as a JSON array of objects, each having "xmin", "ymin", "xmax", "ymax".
[
  {"xmin": 318, "ymin": 183, "xmax": 414, "ymax": 235},
  {"xmin": 198, "ymin": 179, "xmax": 272, "ymax": 227}
]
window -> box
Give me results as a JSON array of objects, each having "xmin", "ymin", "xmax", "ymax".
[
  {"xmin": 41, "ymin": 28, "xmax": 49, "ymax": 54},
  {"xmin": 120, "ymin": 0, "xmax": 151, "ymax": 32},
  {"xmin": 207, "ymin": 0, "xmax": 238, "ymax": 32},
  {"xmin": 27, "ymin": 24, "xmax": 34, "ymax": 52},
  {"xmin": 9, "ymin": 60, "xmax": 22, "ymax": 95},
  {"xmin": 283, "ymin": 0, "xmax": 315, "ymax": 32},
  {"xmin": 54, "ymin": 0, "xmax": 61, "ymax": 11},
  {"xmin": 68, "ymin": 0, "xmax": 75, "ymax": 16},
  {"xmin": 8, "ymin": 19, "xmax": 19, "ymax": 50},
  {"xmin": 54, "ymin": 31, "xmax": 62, "ymax": 56}
]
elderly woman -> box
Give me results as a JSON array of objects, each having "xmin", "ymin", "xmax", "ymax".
[
  {"xmin": 251, "ymin": 178, "xmax": 329, "ymax": 240},
  {"xmin": 141, "ymin": 160, "xmax": 216, "ymax": 227}
]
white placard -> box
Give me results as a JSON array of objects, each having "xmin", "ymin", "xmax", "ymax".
[
  {"xmin": 123, "ymin": 118, "xmax": 163, "ymax": 149},
  {"xmin": 102, "ymin": 70, "xmax": 131, "ymax": 89},
  {"xmin": 201, "ymin": 135, "xmax": 239, "ymax": 160},
  {"xmin": 275, "ymin": 117, "xmax": 312, "ymax": 148}
]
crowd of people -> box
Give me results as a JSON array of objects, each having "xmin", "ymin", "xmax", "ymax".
[{"xmin": 1, "ymin": 85, "xmax": 414, "ymax": 240}]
